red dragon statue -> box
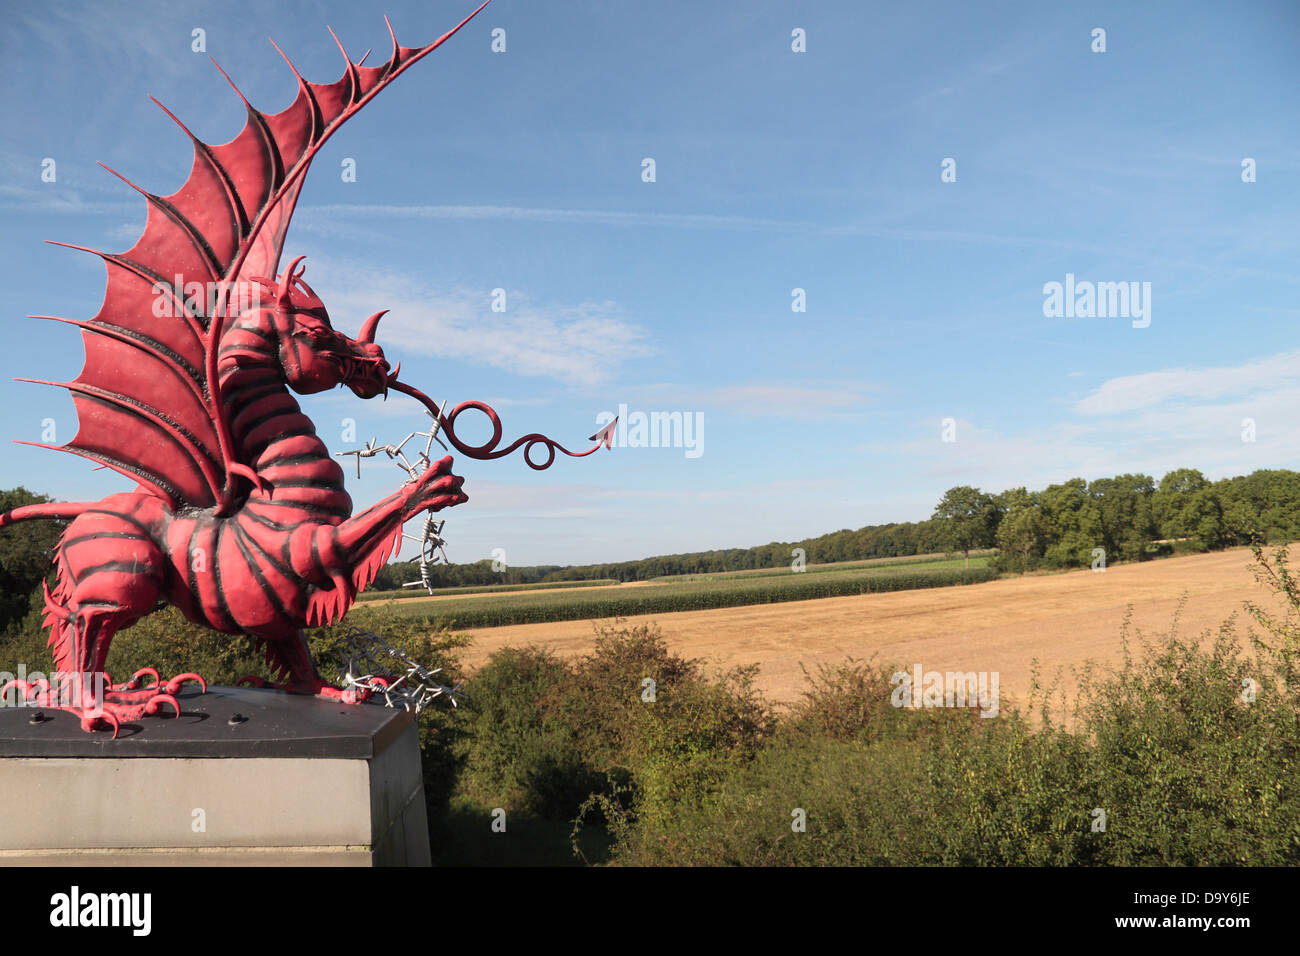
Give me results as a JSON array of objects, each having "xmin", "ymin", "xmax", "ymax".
[{"xmin": 0, "ymin": 2, "xmax": 613, "ymax": 735}]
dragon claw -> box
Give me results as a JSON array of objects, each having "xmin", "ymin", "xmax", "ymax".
[
  {"xmin": 1, "ymin": 678, "xmax": 48, "ymax": 704},
  {"xmin": 81, "ymin": 711, "xmax": 121, "ymax": 739},
  {"xmin": 229, "ymin": 462, "xmax": 266, "ymax": 495},
  {"xmin": 120, "ymin": 667, "xmax": 161, "ymax": 691},
  {"xmin": 164, "ymin": 673, "xmax": 206, "ymax": 695},
  {"xmin": 143, "ymin": 694, "xmax": 182, "ymax": 718}
]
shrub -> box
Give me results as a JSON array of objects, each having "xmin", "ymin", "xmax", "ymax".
[
  {"xmin": 452, "ymin": 621, "xmax": 774, "ymax": 833},
  {"xmin": 1067, "ymin": 612, "xmax": 1300, "ymax": 864},
  {"xmin": 450, "ymin": 644, "xmax": 587, "ymax": 818},
  {"xmin": 784, "ymin": 657, "xmax": 924, "ymax": 743}
]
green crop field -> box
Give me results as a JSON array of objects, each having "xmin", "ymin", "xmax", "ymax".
[
  {"xmin": 650, "ymin": 553, "xmax": 992, "ymax": 583},
  {"xmin": 366, "ymin": 562, "xmax": 999, "ymax": 628},
  {"xmin": 356, "ymin": 578, "xmax": 619, "ymax": 602}
]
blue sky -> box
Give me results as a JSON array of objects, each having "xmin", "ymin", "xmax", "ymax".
[{"xmin": 1, "ymin": 0, "xmax": 1297, "ymax": 566}]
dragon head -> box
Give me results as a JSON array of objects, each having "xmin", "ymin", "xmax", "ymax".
[{"xmin": 260, "ymin": 256, "xmax": 395, "ymax": 399}]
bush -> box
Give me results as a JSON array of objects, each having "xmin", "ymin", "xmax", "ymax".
[
  {"xmin": 1067, "ymin": 615, "xmax": 1300, "ymax": 864},
  {"xmin": 450, "ymin": 644, "xmax": 586, "ymax": 818},
  {"xmin": 445, "ymin": 621, "xmax": 775, "ymax": 855},
  {"xmin": 785, "ymin": 657, "xmax": 910, "ymax": 743}
]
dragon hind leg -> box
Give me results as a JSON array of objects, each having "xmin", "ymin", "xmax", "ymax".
[{"xmin": 3, "ymin": 511, "xmax": 205, "ymax": 736}]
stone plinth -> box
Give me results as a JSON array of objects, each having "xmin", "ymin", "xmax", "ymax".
[{"xmin": 0, "ymin": 685, "xmax": 430, "ymax": 866}]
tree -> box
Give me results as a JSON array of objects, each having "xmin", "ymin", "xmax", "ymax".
[
  {"xmin": 1154, "ymin": 468, "xmax": 1208, "ymax": 539},
  {"xmin": 0, "ymin": 487, "xmax": 66, "ymax": 634},
  {"xmin": 996, "ymin": 490, "xmax": 1049, "ymax": 571},
  {"xmin": 1038, "ymin": 478, "xmax": 1102, "ymax": 567},
  {"xmin": 1089, "ymin": 473, "xmax": 1157, "ymax": 562},
  {"xmin": 931, "ymin": 486, "xmax": 999, "ymax": 568},
  {"xmin": 1183, "ymin": 487, "xmax": 1226, "ymax": 550}
]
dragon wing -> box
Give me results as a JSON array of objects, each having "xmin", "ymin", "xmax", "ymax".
[{"xmin": 23, "ymin": 4, "xmax": 490, "ymax": 514}]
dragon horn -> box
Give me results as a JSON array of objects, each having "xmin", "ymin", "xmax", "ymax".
[
  {"xmin": 358, "ymin": 309, "xmax": 389, "ymax": 344},
  {"xmin": 278, "ymin": 255, "xmax": 309, "ymax": 309}
]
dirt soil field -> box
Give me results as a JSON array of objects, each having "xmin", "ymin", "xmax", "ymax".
[{"xmin": 455, "ymin": 548, "xmax": 1289, "ymax": 711}]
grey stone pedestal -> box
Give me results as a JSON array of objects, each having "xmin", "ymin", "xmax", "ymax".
[{"xmin": 0, "ymin": 685, "xmax": 431, "ymax": 866}]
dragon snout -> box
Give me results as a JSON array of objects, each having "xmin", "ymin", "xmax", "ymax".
[
  {"xmin": 344, "ymin": 310, "xmax": 396, "ymax": 398},
  {"xmin": 343, "ymin": 352, "xmax": 391, "ymax": 398}
]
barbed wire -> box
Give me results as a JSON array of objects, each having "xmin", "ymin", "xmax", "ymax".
[
  {"xmin": 335, "ymin": 400, "xmax": 449, "ymax": 595},
  {"xmin": 336, "ymin": 626, "xmax": 464, "ymax": 714}
]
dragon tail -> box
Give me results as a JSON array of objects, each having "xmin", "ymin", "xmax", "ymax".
[{"xmin": 0, "ymin": 502, "xmax": 94, "ymax": 529}]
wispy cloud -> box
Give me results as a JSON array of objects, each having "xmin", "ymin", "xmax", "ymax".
[
  {"xmin": 451, "ymin": 477, "xmax": 852, "ymax": 520},
  {"xmin": 12, "ymin": 4, "xmax": 188, "ymax": 79},
  {"xmin": 0, "ymin": 182, "xmax": 134, "ymax": 216},
  {"xmin": 621, "ymin": 382, "xmax": 882, "ymax": 418},
  {"xmin": 300, "ymin": 203, "xmax": 821, "ymax": 234},
  {"xmin": 867, "ymin": 351, "xmax": 1300, "ymax": 494},
  {"xmin": 1075, "ymin": 349, "xmax": 1300, "ymax": 415},
  {"xmin": 303, "ymin": 257, "xmax": 654, "ymax": 386},
  {"xmin": 297, "ymin": 202, "xmax": 1118, "ymax": 254},
  {"xmin": 293, "ymin": 201, "xmax": 1294, "ymax": 283}
]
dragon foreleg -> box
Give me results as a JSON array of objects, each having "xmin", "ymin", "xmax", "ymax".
[
  {"xmin": 275, "ymin": 454, "xmax": 467, "ymax": 635},
  {"xmin": 335, "ymin": 453, "xmax": 467, "ymax": 588}
]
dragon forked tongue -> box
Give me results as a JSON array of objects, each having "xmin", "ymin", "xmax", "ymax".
[{"xmin": 384, "ymin": 377, "xmax": 616, "ymax": 472}]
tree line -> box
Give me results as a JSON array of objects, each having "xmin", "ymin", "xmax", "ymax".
[
  {"xmin": 4, "ymin": 467, "xmax": 1298, "ymax": 617},
  {"xmin": 936, "ymin": 467, "xmax": 1300, "ymax": 572},
  {"xmin": 360, "ymin": 518, "xmax": 954, "ymax": 588},
  {"xmin": 529, "ymin": 467, "xmax": 1300, "ymax": 582}
]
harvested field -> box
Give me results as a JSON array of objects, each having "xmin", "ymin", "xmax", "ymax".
[{"xmin": 455, "ymin": 548, "xmax": 1289, "ymax": 711}]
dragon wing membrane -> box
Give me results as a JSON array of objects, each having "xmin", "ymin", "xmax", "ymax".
[{"xmin": 23, "ymin": 3, "xmax": 490, "ymax": 514}]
